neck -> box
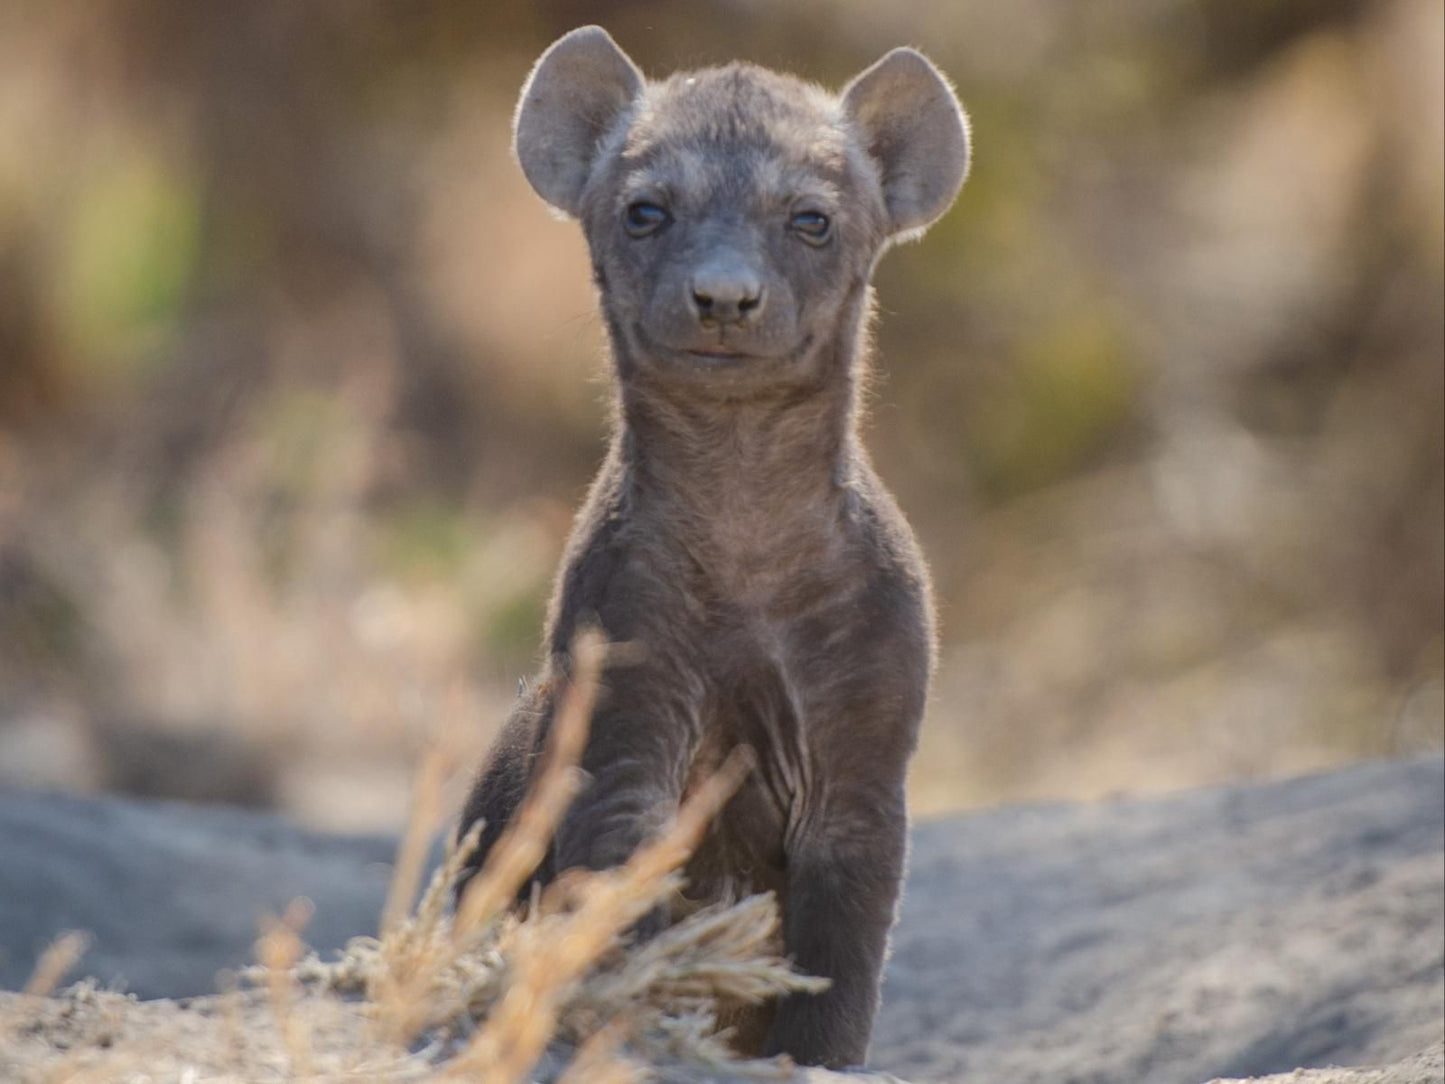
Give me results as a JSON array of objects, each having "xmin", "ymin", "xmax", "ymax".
[
  {"xmin": 608, "ymin": 316, "xmax": 868, "ymax": 593},
  {"xmin": 621, "ymin": 368, "xmax": 855, "ymax": 499}
]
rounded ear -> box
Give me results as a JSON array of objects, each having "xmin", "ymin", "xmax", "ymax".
[
  {"xmin": 842, "ymin": 47, "xmax": 970, "ymax": 240},
  {"xmin": 513, "ymin": 26, "xmax": 644, "ymax": 218}
]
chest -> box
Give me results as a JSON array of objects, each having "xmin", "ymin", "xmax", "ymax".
[{"xmin": 678, "ymin": 636, "xmax": 804, "ymax": 903}]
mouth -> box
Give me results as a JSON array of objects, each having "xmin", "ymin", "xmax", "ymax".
[
  {"xmin": 635, "ymin": 327, "xmax": 760, "ymax": 365},
  {"xmin": 684, "ymin": 345, "xmax": 753, "ymax": 363},
  {"xmin": 631, "ymin": 324, "xmax": 808, "ymax": 373}
]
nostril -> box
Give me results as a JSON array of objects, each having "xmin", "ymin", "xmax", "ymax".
[{"xmin": 688, "ymin": 264, "xmax": 764, "ymax": 324}]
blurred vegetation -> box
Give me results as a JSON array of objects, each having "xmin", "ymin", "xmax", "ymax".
[{"xmin": 0, "ymin": 0, "xmax": 1439, "ymax": 829}]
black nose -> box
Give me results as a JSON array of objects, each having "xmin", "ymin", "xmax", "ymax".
[{"xmin": 689, "ymin": 263, "xmax": 765, "ymax": 326}]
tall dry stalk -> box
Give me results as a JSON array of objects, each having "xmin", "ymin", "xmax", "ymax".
[
  {"xmin": 452, "ymin": 628, "xmax": 608, "ymax": 939},
  {"xmin": 21, "ymin": 932, "xmax": 89, "ymax": 998},
  {"xmin": 257, "ymin": 897, "xmax": 316, "ymax": 1079},
  {"xmin": 367, "ymin": 627, "xmax": 606, "ymax": 1046},
  {"xmin": 382, "ymin": 722, "xmax": 467, "ymax": 937}
]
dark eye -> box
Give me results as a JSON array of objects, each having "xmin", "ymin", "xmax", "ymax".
[
  {"xmin": 790, "ymin": 209, "xmax": 832, "ymax": 245},
  {"xmin": 624, "ymin": 201, "xmax": 669, "ymax": 237}
]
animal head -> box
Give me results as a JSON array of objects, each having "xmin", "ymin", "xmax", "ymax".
[{"xmin": 513, "ymin": 26, "xmax": 970, "ymax": 394}]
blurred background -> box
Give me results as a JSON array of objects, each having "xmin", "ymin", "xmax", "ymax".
[{"xmin": 0, "ymin": 0, "xmax": 1439, "ymax": 832}]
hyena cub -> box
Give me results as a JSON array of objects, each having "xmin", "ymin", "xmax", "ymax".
[{"xmin": 459, "ymin": 26, "xmax": 969, "ymax": 1068}]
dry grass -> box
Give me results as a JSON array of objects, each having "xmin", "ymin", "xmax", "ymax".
[
  {"xmin": 19, "ymin": 933, "xmax": 90, "ymax": 999},
  {"xmin": 0, "ymin": 631, "xmax": 825, "ymax": 1083}
]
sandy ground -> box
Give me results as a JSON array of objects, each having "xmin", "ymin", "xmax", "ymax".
[
  {"xmin": 1, "ymin": 754, "xmax": 1441, "ymax": 1083},
  {"xmin": 1206, "ymin": 1047, "xmax": 1443, "ymax": 1084}
]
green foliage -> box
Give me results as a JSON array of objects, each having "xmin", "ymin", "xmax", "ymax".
[
  {"xmin": 257, "ymin": 390, "xmax": 353, "ymax": 500},
  {"xmin": 479, "ymin": 585, "xmax": 547, "ymax": 670},
  {"xmin": 379, "ymin": 501, "xmax": 473, "ymax": 580},
  {"xmin": 51, "ymin": 148, "xmax": 200, "ymax": 384},
  {"xmin": 968, "ymin": 302, "xmax": 1138, "ymax": 498}
]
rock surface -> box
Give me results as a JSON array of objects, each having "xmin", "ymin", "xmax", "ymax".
[
  {"xmin": 0, "ymin": 791, "xmax": 395, "ymax": 998},
  {"xmin": 873, "ymin": 755, "xmax": 1443, "ymax": 1083},
  {"xmin": 1, "ymin": 755, "xmax": 1441, "ymax": 1083}
]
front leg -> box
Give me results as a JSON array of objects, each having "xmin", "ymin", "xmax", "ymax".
[
  {"xmin": 551, "ymin": 665, "xmax": 702, "ymax": 878},
  {"xmin": 765, "ymin": 786, "xmax": 907, "ymax": 1068},
  {"xmin": 764, "ymin": 587, "xmax": 930, "ymax": 1068}
]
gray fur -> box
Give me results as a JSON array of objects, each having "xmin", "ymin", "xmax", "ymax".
[
  {"xmin": 513, "ymin": 25, "xmax": 644, "ymax": 217},
  {"xmin": 842, "ymin": 48, "xmax": 971, "ymax": 239},
  {"xmin": 460, "ymin": 26, "xmax": 969, "ymax": 1069}
]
